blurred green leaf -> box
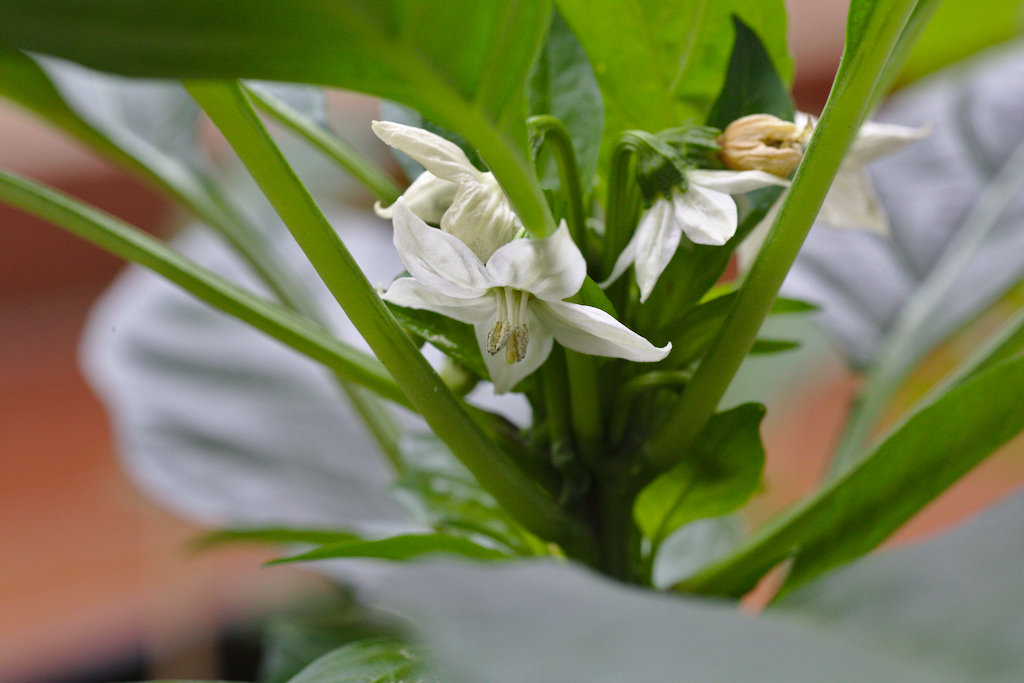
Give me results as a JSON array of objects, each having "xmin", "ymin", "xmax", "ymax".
[
  {"xmin": 194, "ymin": 527, "xmax": 362, "ymax": 550},
  {"xmin": 682, "ymin": 355, "xmax": 1024, "ymax": 598},
  {"xmin": 776, "ymin": 493, "xmax": 1024, "ymax": 683},
  {"xmin": 635, "ymin": 403, "xmax": 765, "ymax": 546},
  {"xmin": 272, "ymin": 533, "xmax": 509, "ymax": 565},
  {"xmin": 287, "ymin": 637, "xmax": 434, "ymax": 683},
  {"xmin": 0, "ymin": 0, "xmax": 555, "ymax": 233}
]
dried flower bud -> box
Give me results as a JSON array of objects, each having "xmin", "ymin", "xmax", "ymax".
[{"xmin": 718, "ymin": 114, "xmax": 809, "ymax": 177}]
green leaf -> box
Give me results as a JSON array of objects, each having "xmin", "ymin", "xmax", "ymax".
[
  {"xmin": 394, "ymin": 433, "xmax": 544, "ymax": 556},
  {"xmin": 556, "ymin": 0, "xmax": 792, "ymax": 178},
  {"xmin": 372, "ymin": 560, "xmax": 952, "ymax": 682},
  {"xmin": 0, "ymin": 0, "xmax": 556, "ymax": 234},
  {"xmin": 287, "ymin": 637, "xmax": 433, "ymax": 683},
  {"xmin": 272, "ymin": 534, "xmax": 509, "ymax": 565},
  {"xmin": 386, "ymin": 302, "xmax": 488, "ymax": 380},
  {"xmin": 681, "ymin": 355, "xmax": 1024, "ymax": 598},
  {"xmin": 527, "ymin": 10, "xmax": 604, "ymax": 192},
  {"xmin": 776, "ymin": 493, "xmax": 1024, "ymax": 683},
  {"xmin": 749, "ymin": 338, "xmax": 800, "ymax": 355},
  {"xmin": 194, "ymin": 527, "xmax": 362, "ymax": 550},
  {"xmin": 705, "ymin": 16, "xmax": 795, "ymax": 129},
  {"xmin": 634, "ymin": 403, "xmax": 765, "ymax": 546}
]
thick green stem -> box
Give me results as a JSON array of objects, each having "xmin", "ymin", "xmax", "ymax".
[
  {"xmin": 643, "ymin": 0, "xmax": 920, "ymax": 472},
  {"xmin": 245, "ymin": 84, "xmax": 403, "ymax": 205},
  {"xmin": 185, "ymin": 80, "xmax": 592, "ymax": 556}
]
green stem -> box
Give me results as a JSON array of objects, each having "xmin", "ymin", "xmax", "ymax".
[
  {"xmin": 602, "ymin": 138, "xmax": 640, "ymax": 280},
  {"xmin": 0, "ymin": 168, "xmax": 411, "ymax": 408},
  {"xmin": 608, "ymin": 370, "xmax": 691, "ymax": 448},
  {"xmin": 643, "ymin": 0, "xmax": 919, "ymax": 472},
  {"xmin": 245, "ymin": 84, "xmax": 402, "ymax": 204},
  {"xmin": 185, "ymin": 80, "xmax": 592, "ymax": 556},
  {"xmin": 527, "ymin": 115, "xmax": 587, "ymax": 246},
  {"xmin": 829, "ymin": 138, "xmax": 1024, "ymax": 473}
]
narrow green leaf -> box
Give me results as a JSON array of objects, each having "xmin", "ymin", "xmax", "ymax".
[
  {"xmin": 194, "ymin": 527, "xmax": 362, "ymax": 550},
  {"xmin": 386, "ymin": 303, "xmax": 488, "ymax": 379},
  {"xmin": 272, "ymin": 534, "xmax": 509, "ymax": 565},
  {"xmin": 634, "ymin": 403, "xmax": 765, "ymax": 546},
  {"xmin": 749, "ymin": 338, "xmax": 800, "ymax": 355},
  {"xmin": 0, "ymin": 168, "xmax": 411, "ymax": 408},
  {"xmin": 680, "ymin": 355, "xmax": 1024, "ymax": 598}
]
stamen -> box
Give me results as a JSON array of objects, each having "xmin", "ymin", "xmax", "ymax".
[
  {"xmin": 504, "ymin": 290, "xmax": 531, "ymax": 364},
  {"xmin": 486, "ymin": 289, "xmax": 511, "ymax": 355}
]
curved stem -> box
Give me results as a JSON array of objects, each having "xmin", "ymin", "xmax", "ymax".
[{"xmin": 527, "ymin": 114, "xmax": 587, "ymax": 246}]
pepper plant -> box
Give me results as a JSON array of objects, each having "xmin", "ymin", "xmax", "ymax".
[{"xmin": 1, "ymin": 1, "xmax": 1022, "ymax": 681}]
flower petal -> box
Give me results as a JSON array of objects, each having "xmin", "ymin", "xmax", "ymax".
[
  {"xmin": 673, "ymin": 184, "xmax": 739, "ymax": 246},
  {"xmin": 372, "ymin": 121, "xmax": 481, "ymax": 185},
  {"xmin": 688, "ymin": 169, "xmax": 790, "ymax": 194},
  {"xmin": 441, "ymin": 173, "xmax": 523, "ymax": 261},
  {"xmin": 600, "ymin": 231, "xmax": 639, "ymax": 289},
  {"xmin": 848, "ymin": 121, "xmax": 930, "ymax": 165},
  {"xmin": 820, "ymin": 166, "xmax": 890, "ymax": 234},
  {"xmin": 375, "ymin": 171, "xmax": 458, "ymax": 224},
  {"xmin": 392, "ymin": 200, "xmax": 495, "ymax": 298},
  {"xmin": 381, "ymin": 277, "xmax": 496, "ymax": 324},
  {"xmin": 486, "ymin": 223, "xmax": 587, "ymax": 301},
  {"xmin": 532, "ymin": 300, "xmax": 670, "ymax": 362},
  {"xmin": 475, "ymin": 313, "xmax": 554, "ymax": 394},
  {"xmin": 633, "ymin": 197, "xmax": 682, "ymax": 303}
]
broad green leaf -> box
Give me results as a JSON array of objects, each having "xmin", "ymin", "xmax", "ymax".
[
  {"xmin": 287, "ymin": 637, "xmax": 433, "ymax": 683},
  {"xmin": 556, "ymin": 0, "xmax": 792, "ymax": 176},
  {"xmin": 371, "ymin": 560, "xmax": 950, "ymax": 682},
  {"xmin": 528, "ymin": 10, "xmax": 604, "ymax": 192},
  {"xmin": 705, "ymin": 16, "xmax": 795, "ymax": 129},
  {"xmin": 651, "ymin": 515, "xmax": 743, "ymax": 589},
  {"xmin": 271, "ymin": 533, "xmax": 509, "ymax": 565},
  {"xmin": 634, "ymin": 403, "xmax": 765, "ymax": 546},
  {"xmin": 0, "ymin": 0, "xmax": 555, "ymax": 234},
  {"xmin": 777, "ymin": 493, "xmax": 1024, "ymax": 683},
  {"xmin": 681, "ymin": 355, "xmax": 1024, "ymax": 598}
]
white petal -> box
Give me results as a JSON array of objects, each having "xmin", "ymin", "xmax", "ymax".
[
  {"xmin": 486, "ymin": 223, "xmax": 587, "ymax": 301},
  {"xmin": 381, "ymin": 277, "xmax": 496, "ymax": 324},
  {"xmin": 376, "ymin": 171, "xmax": 458, "ymax": 224},
  {"xmin": 475, "ymin": 314, "xmax": 554, "ymax": 394},
  {"xmin": 600, "ymin": 231, "xmax": 640, "ymax": 289},
  {"xmin": 532, "ymin": 300, "xmax": 670, "ymax": 362},
  {"xmin": 819, "ymin": 166, "xmax": 890, "ymax": 234},
  {"xmin": 633, "ymin": 198, "xmax": 682, "ymax": 303},
  {"xmin": 688, "ymin": 169, "xmax": 790, "ymax": 194},
  {"xmin": 392, "ymin": 200, "xmax": 495, "ymax": 298},
  {"xmin": 441, "ymin": 173, "xmax": 523, "ymax": 261},
  {"xmin": 673, "ymin": 184, "xmax": 739, "ymax": 246},
  {"xmin": 849, "ymin": 121, "xmax": 930, "ymax": 165},
  {"xmin": 372, "ymin": 121, "xmax": 481, "ymax": 185}
]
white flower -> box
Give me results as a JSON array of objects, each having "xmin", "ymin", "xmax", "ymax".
[
  {"xmin": 737, "ymin": 113, "xmax": 929, "ymax": 269},
  {"xmin": 372, "ymin": 121, "xmax": 522, "ymax": 261},
  {"xmin": 604, "ymin": 169, "xmax": 788, "ymax": 302},
  {"xmin": 798, "ymin": 112, "xmax": 929, "ymax": 234},
  {"xmin": 381, "ymin": 201, "xmax": 670, "ymax": 393}
]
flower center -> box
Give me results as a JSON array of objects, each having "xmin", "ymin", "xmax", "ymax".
[{"xmin": 486, "ymin": 287, "xmax": 531, "ymax": 364}]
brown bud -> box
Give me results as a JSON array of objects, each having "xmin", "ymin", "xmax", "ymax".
[{"xmin": 718, "ymin": 114, "xmax": 809, "ymax": 177}]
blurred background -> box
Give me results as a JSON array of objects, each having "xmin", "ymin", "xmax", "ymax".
[{"xmin": 2, "ymin": 0, "xmax": 1022, "ymax": 681}]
